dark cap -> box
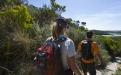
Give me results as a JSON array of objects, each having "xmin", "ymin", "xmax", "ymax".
[{"xmin": 54, "ymin": 16, "xmax": 68, "ymax": 27}]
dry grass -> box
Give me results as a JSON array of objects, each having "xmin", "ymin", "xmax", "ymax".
[
  {"xmin": 117, "ymin": 59, "xmax": 121, "ymax": 69},
  {"xmin": 118, "ymin": 63, "xmax": 121, "ymax": 69}
]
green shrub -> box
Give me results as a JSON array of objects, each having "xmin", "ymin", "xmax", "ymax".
[
  {"xmin": 0, "ymin": 4, "xmax": 33, "ymax": 29},
  {"xmin": 14, "ymin": 61, "xmax": 38, "ymax": 75},
  {"xmin": 66, "ymin": 26, "xmax": 86, "ymax": 49},
  {"xmin": 113, "ymin": 68, "xmax": 121, "ymax": 75},
  {"xmin": 11, "ymin": 22, "xmax": 51, "ymax": 74},
  {"xmin": 32, "ymin": 21, "xmax": 51, "ymax": 46},
  {"xmin": 101, "ymin": 37, "xmax": 119, "ymax": 59}
]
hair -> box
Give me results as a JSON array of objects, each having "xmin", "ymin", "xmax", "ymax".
[
  {"xmin": 51, "ymin": 21, "xmax": 66, "ymax": 40},
  {"xmin": 86, "ymin": 30, "xmax": 93, "ymax": 38}
]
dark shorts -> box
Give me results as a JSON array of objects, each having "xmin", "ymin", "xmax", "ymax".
[{"xmin": 81, "ymin": 60, "xmax": 96, "ymax": 75}]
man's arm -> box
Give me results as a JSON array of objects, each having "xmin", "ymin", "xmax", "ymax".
[
  {"xmin": 76, "ymin": 49, "xmax": 81, "ymax": 58},
  {"xmin": 76, "ymin": 42, "xmax": 82, "ymax": 58},
  {"xmin": 94, "ymin": 42, "xmax": 101, "ymax": 65},
  {"xmin": 95, "ymin": 52, "xmax": 101, "ymax": 65}
]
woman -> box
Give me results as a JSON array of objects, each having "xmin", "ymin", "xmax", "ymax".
[{"xmin": 46, "ymin": 16, "xmax": 82, "ymax": 75}]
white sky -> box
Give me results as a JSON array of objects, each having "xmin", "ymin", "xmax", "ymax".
[{"xmin": 28, "ymin": 0, "xmax": 121, "ymax": 30}]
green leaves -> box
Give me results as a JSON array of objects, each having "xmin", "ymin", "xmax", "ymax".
[
  {"xmin": 101, "ymin": 36, "xmax": 119, "ymax": 59},
  {"xmin": 0, "ymin": 4, "xmax": 33, "ymax": 29},
  {"xmin": 50, "ymin": 0, "xmax": 66, "ymax": 14}
]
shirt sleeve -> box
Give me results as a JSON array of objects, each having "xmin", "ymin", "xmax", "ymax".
[
  {"xmin": 67, "ymin": 40, "xmax": 75, "ymax": 57},
  {"xmin": 78, "ymin": 41, "xmax": 82, "ymax": 51},
  {"xmin": 94, "ymin": 42, "xmax": 100, "ymax": 53}
]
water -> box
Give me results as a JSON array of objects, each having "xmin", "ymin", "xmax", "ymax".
[{"xmin": 101, "ymin": 33, "xmax": 121, "ymax": 37}]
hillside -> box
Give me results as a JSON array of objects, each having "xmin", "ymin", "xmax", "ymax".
[{"xmin": 91, "ymin": 30, "xmax": 121, "ymax": 35}]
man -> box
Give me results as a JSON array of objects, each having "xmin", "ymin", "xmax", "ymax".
[{"xmin": 76, "ymin": 30, "xmax": 101, "ymax": 75}]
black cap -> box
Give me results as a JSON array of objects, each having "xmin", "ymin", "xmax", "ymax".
[{"xmin": 54, "ymin": 16, "xmax": 68, "ymax": 27}]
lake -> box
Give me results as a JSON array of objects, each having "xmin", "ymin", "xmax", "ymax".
[{"xmin": 101, "ymin": 34, "xmax": 121, "ymax": 37}]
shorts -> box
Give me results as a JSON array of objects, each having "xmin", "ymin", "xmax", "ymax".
[{"xmin": 81, "ymin": 60, "xmax": 96, "ymax": 75}]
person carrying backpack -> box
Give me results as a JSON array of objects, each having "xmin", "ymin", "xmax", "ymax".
[
  {"xmin": 76, "ymin": 30, "xmax": 101, "ymax": 75},
  {"xmin": 35, "ymin": 16, "xmax": 82, "ymax": 75}
]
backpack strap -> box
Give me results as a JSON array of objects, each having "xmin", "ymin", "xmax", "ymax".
[
  {"xmin": 46, "ymin": 37, "xmax": 67, "ymax": 43},
  {"xmin": 55, "ymin": 37, "xmax": 67, "ymax": 44}
]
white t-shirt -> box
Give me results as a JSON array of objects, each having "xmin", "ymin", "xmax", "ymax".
[{"xmin": 46, "ymin": 34, "xmax": 75, "ymax": 70}]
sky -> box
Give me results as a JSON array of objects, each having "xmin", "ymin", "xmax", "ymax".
[{"xmin": 27, "ymin": 0, "xmax": 121, "ymax": 30}]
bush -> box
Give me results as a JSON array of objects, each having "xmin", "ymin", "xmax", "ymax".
[
  {"xmin": 101, "ymin": 36, "xmax": 119, "ymax": 59},
  {"xmin": 11, "ymin": 22, "xmax": 51, "ymax": 74},
  {"xmin": 66, "ymin": 26, "xmax": 86, "ymax": 49},
  {"xmin": 14, "ymin": 61, "xmax": 38, "ymax": 75},
  {"xmin": 113, "ymin": 68, "xmax": 121, "ymax": 75}
]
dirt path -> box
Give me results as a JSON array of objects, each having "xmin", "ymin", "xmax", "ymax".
[{"xmin": 87, "ymin": 57, "xmax": 121, "ymax": 75}]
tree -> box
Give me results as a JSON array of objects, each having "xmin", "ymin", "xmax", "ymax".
[
  {"xmin": 81, "ymin": 22, "xmax": 86, "ymax": 26},
  {"xmin": 27, "ymin": 0, "xmax": 66, "ymax": 26},
  {"xmin": 50, "ymin": 0, "xmax": 66, "ymax": 14},
  {"xmin": 79, "ymin": 26, "xmax": 86, "ymax": 31},
  {"xmin": 0, "ymin": 0, "xmax": 28, "ymax": 9},
  {"xmin": 0, "ymin": 4, "xmax": 33, "ymax": 29},
  {"xmin": 75, "ymin": 20, "xmax": 80, "ymax": 26}
]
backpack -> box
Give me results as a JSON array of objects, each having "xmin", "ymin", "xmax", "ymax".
[
  {"xmin": 81, "ymin": 40, "xmax": 94, "ymax": 59},
  {"xmin": 34, "ymin": 37, "xmax": 67, "ymax": 75}
]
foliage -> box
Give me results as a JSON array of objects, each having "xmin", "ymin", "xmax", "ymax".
[
  {"xmin": 66, "ymin": 26, "xmax": 86, "ymax": 49},
  {"xmin": 91, "ymin": 30, "xmax": 110, "ymax": 35},
  {"xmin": 78, "ymin": 26, "xmax": 88, "ymax": 31},
  {"xmin": 0, "ymin": 0, "xmax": 28, "ymax": 10},
  {"xmin": 0, "ymin": 4, "xmax": 34, "ymax": 73},
  {"xmin": 101, "ymin": 36, "xmax": 119, "ymax": 58},
  {"xmin": 106, "ymin": 30, "xmax": 121, "ymax": 35},
  {"xmin": 28, "ymin": 4, "xmax": 57, "ymax": 26},
  {"xmin": 14, "ymin": 61, "xmax": 38, "ymax": 75},
  {"xmin": 32, "ymin": 21, "xmax": 51, "ymax": 46},
  {"xmin": 27, "ymin": 0, "xmax": 66, "ymax": 26},
  {"xmin": 0, "ymin": 4, "xmax": 33, "ymax": 29},
  {"xmin": 111, "ymin": 36, "xmax": 121, "ymax": 57},
  {"xmin": 50, "ymin": 0, "xmax": 66, "ymax": 14},
  {"xmin": 113, "ymin": 68, "xmax": 121, "ymax": 75},
  {"xmin": 81, "ymin": 22, "xmax": 86, "ymax": 26},
  {"xmin": 66, "ymin": 18, "xmax": 83, "ymax": 28}
]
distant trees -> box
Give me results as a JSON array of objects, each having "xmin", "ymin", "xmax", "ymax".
[{"xmin": 81, "ymin": 22, "xmax": 86, "ymax": 26}]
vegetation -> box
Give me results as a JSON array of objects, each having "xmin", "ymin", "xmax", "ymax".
[
  {"xmin": 91, "ymin": 30, "xmax": 110, "ymax": 35},
  {"xmin": 91, "ymin": 30, "xmax": 121, "ymax": 35},
  {"xmin": 113, "ymin": 68, "xmax": 121, "ymax": 75},
  {"xmin": 0, "ymin": 0, "xmax": 121, "ymax": 75}
]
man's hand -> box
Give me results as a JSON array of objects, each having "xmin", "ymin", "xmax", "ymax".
[{"xmin": 98, "ymin": 59, "xmax": 101, "ymax": 65}]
